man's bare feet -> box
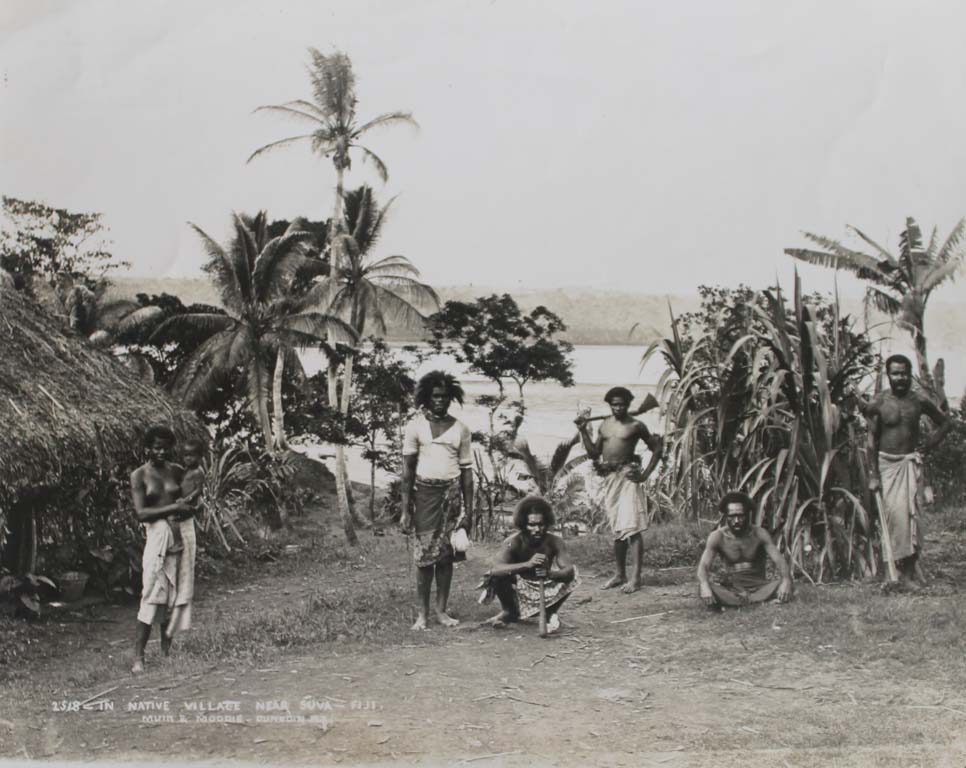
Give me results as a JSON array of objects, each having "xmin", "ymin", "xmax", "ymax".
[
  {"xmin": 131, "ymin": 659, "xmax": 145, "ymax": 675},
  {"xmin": 484, "ymin": 610, "xmax": 517, "ymax": 629},
  {"xmin": 620, "ymin": 579, "xmax": 641, "ymax": 594},
  {"xmin": 601, "ymin": 575, "xmax": 626, "ymax": 590},
  {"xmin": 411, "ymin": 615, "xmax": 429, "ymax": 631},
  {"xmin": 436, "ymin": 612, "xmax": 460, "ymax": 627}
]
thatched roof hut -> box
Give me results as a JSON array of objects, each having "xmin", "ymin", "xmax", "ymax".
[{"xmin": 0, "ymin": 287, "xmax": 205, "ymax": 570}]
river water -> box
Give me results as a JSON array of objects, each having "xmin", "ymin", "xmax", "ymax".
[{"xmin": 297, "ymin": 341, "xmax": 962, "ymax": 483}]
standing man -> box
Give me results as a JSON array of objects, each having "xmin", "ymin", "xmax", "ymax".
[
  {"xmin": 697, "ymin": 491, "xmax": 792, "ymax": 609},
  {"xmin": 576, "ymin": 387, "xmax": 662, "ymax": 593},
  {"xmin": 859, "ymin": 354, "xmax": 950, "ymax": 586},
  {"xmin": 400, "ymin": 371, "xmax": 475, "ymax": 630}
]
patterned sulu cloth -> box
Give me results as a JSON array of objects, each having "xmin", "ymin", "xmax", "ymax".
[
  {"xmin": 411, "ymin": 477, "xmax": 466, "ymax": 567},
  {"xmin": 477, "ymin": 566, "xmax": 580, "ymax": 619}
]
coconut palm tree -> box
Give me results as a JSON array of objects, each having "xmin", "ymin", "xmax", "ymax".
[
  {"xmin": 154, "ymin": 212, "xmax": 356, "ymax": 457},
  {"xmin": 248, "ymin": 48, "xmax": 417, "ymax": 530},
  {"xmin": 785, "ymin": 216, "xmax": 966, "ymax": 400}
]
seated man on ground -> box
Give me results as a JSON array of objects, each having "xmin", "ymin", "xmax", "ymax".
[
  {"xmin": 478, "ymin": 496, "xmax": 579, "ymax": 633},
  {"xmin": 697, "ymin": 491, "xmax": 792, "ymax": 609}
]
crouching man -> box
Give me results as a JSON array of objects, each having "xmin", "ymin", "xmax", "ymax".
[
  {"xmin": 697, "ymin": 491, "xmax": 792, "ymax": 609},
  {"xmin": 478, "ymin": 496, "xmax": 579, "ymax": 633}
]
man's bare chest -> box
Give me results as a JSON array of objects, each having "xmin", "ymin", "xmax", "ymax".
[{"xmin": 879, "ymin": 396, "xmax": 921, "ymax": 427}]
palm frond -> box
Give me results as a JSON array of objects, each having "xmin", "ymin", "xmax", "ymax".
[
  {"xmin": 190, "ymin": 222, "xmax": 244, "ymax": 314},
  {"xmin": 150, "ymin": 312, "xmax": 235, "ymax": 344},
  {"xmin": 937, "ymin": 217, "xmax": 966, "ymax": 264},
  {"xmin": 252, "ymin": 104, "xmax": 325, "ymax": 126},
  {"xmin": 920, "ymin": 260, "xmax": 960, "ymax": 293},
  {"xmin": 352, "ymin": 144, "xmax": 389, "ymax": 182},
  {"xmin": 845, "ymin": 225, "xmax": 898, "ymax": 266},
  {"xmin": 278, "ymin": 312, "xmax": 357, "ymax": 345},
  {"xmin": 251, "ymin": 231, "xmax": 314, "ymax": 302},
  {"xmin": 230, "ymin": 213, "xmax": 258, "ymax": 306},
  {"xmin": 307, "ymin": 48, "xmax": 356, "ymax": 125},
  {"xmin": 114, "ymin": 305, "xmax": 165, "ymax": 339},
  {"xmin": 354, "ymin": 111, "xmax": 419, "ymax": 136},
  {"xmin": 172, "ymin": 330, "xmax": 239, "ymax": 407},
  {"xmin": 362, "ymin": 283, "xmax": 432, "ymax": 333},
  {"xmin": 246, "ymin": 134, "xmax": 314, "ymax": 163}
]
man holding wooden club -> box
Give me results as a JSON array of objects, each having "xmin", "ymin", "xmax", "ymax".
[
  {"xmin": 478, "ymin": 496, "xmax": 578, "ymax": 634},
  {"xmin": 575, "ymin": 387, "xmax": 662, "ymax": 593},
  {"xmin": 858, "ymin": 354, "xmax": 950, "ymax": 588}
]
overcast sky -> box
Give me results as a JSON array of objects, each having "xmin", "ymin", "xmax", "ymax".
[{"xmin": 2, "ymin": 0, "xmax": 966, "ymax": 302}]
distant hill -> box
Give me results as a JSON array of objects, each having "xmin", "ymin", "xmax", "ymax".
[{"xmin": 108, "ymin": 276, "xmax": 966, "ymax": 352}]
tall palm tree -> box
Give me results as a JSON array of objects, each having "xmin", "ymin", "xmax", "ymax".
[
  {"xmin": 248, "ymin": 48, "xmax": 417, "ymax": 530},
  {"xmin": 785, "ymin": 216, "xmax": 965, "ymax": 400},
  {"xmin": 154, "ymin": 212, "xmax": 356, "ymax": 456},
  {"xmin": 315, "ymin": 184, "xmax": 439, "ymax": 421}
]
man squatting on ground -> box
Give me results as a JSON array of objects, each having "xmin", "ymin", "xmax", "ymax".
[
  {"xmin": 400, "ymin": 371, "xmax": 474, "ymax": 630},
  {"xmin": 858, "ymin": 354, "xmax": 950, "ymax": 585},
  {"xmin": 697, "ymin": 491, "xmax": 792, "ymax": 609},
  {"xmin": 477, "ymin": 495, "xmax": 579, "ymax": 633},
  {"xmin": 576, "ymin": 387, "xmax": 663, "ymax": 593}
]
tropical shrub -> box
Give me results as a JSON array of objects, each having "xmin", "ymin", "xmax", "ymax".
[{"xmin": 644, "ymin": 277, "xmax": 879, "ymax": 581}]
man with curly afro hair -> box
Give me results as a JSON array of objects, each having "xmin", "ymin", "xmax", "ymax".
[
  {"xmin": 477, "ymin": 496, "xmax": 578, "ymax": 633},
  {"xmin": 400, "ymin": 371, "xmax": 475, "ymax": 630}
]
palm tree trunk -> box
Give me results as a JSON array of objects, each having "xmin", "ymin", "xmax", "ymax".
[
  {"xmin": 328, "ymin": 166, "xmax": 357, "ymax": 545},
  {"xmin": 251, "ymin": 352, "xmax": 274, "ymax": 453},
  {"xmin": 339, "ymin": 351, "xmax": 367, "ymax": 527},
  {"xmin": 272, "ymin": 346, "xmax": 288, "ymax": 450}
]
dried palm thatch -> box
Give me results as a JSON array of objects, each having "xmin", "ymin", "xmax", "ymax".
[{"xmin": 0, "ymin": 287, "xmax": 205, "ymax": 511}]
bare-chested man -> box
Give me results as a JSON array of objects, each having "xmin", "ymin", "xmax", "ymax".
[
  {"xmin": 697, "ymin": 491, "xmax": 792, "ymax": 609},
  {"xmin": 859, "ymin": 354, "xmax": 950, "ymax": 585},
  {"xmin": 478, "ymin": 496, "xmax": 579, "ymax": 633},
  {"xmin": 576, "ymin": 387, "xmax": 662, "ymax": 593}
]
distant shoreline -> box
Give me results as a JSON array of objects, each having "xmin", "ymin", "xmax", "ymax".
[{"xmin": 109, "ymin": 275, "xmax": 966, "ymax": 352}]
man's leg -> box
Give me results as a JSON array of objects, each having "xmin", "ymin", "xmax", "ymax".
[
  {"xmin": 746, "ymin": 578, "xmax": 782, "ymax": 604},
  {"xmin": 709, "ymin": 583, "xmax": 747, "ymax": 608},
  {"xmin": 434, "ymin": 562, "xmax": 459, "ymax": 627},
  {"xmin": 622, "ymin": 533, "xmax": 644, "ymax": 593},
  {"xmin": 602, "ymin": 538, "xmax": 629, "ymax": 589},
  {"xmin": 413, "ymin": 565, "xmax": 434, "ymax": 630},
  {"xmin": 132, "ymin": 621, "xmax": 151, "ymax": 673},
  {"xmin": 486, "ymin": 575, "xmax": 520, "ymax": 626},
  {"xmin": 158, "ymin": 608, "xmax": 172, "ymax": 655}
]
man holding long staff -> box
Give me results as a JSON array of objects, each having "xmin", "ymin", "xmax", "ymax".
[
  {"xmin": 575, "ymin": 388, "xmax": 662, "ymax": 593},
  {"xmin": 858, "ymin": 354, "xmax": 950, "ymax": 587}
]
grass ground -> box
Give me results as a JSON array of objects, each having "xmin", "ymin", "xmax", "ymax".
[{"xmin": 1, "ymin": 504, "xmax": 965, "ymax": 766}]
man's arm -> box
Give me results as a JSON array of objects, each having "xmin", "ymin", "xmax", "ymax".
[
  {"xmin": 574, "ymin": 418, "xmax": 602, "ymax": 461},
  {"xmin": 696, "ymin": 532, "xmax": 720, "ymax": 605},
  {"xmin": 458, "ymin": 466, "xmax": 474, "ymax": 533},
  {"xmin": 399, "ymin": 454, "xmax": 418, "ymax": 532},
  {"xmin": 863, "ymin": 396, "xmax": 883, "ymax": 493},
  {"xmin": 631, "ymin": 424, "xmax": 662, "ymax": 482},
  {"xmin": 488, "ymin": 537, "xmax": 545, "ymax": 577},
  {"xmin": 921, "ymin": 396, "xmax": 952, "ymax": 453},
  {"xmin": 758, "ymin": 527, "xmax": 792, "ymax": 602}
]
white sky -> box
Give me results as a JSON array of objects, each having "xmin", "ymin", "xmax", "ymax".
[{"xmin": 2, "ymin": 0, "xmax": 966, "ymax": 302}]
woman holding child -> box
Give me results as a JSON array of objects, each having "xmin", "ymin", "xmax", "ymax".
[{"xmin": 129, "ymin": 425, "xmax": 204, "ymax": 674}]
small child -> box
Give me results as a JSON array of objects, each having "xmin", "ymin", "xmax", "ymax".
[{"xmin": 178, "ymin": 439, "xmax": 206, "ymax": 515}]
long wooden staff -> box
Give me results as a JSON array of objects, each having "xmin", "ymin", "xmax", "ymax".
[
  {"xmin": 874, "ymin": 489, "xmax": 899, "ymax": 583},
  {"xmin": 537, "ymin": 572, "xmax": 548, "ymax": 638},
  {"xmin": 581, "ymin": 393, "xmax": 659, "ymax": 423}
]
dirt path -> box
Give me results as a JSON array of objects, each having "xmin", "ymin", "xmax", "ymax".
[{"xmin": 3, "ymin": 534, "xmax": 966, "ymax": 767}]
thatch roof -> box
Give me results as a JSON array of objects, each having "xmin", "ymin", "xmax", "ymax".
[{"xmin": 0, "ymin": 287, "xmax": 206, "ymax": 494}]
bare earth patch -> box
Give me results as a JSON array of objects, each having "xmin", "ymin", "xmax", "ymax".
[{"xmin": 2, "ymin": 517, "xmax": 965, "ymax": 767}]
